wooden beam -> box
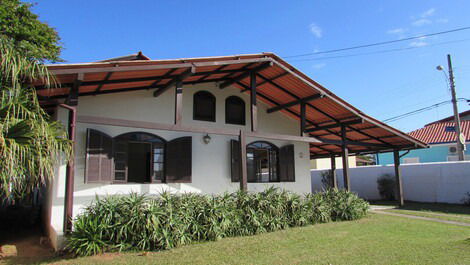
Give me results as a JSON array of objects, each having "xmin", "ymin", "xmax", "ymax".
[
  {"xmin": 250, "ymin": 72, "xmax": 257, "ymax": 132},
  {"xmin": 77, "ymin": 115, "xmax": 323, "ymax": 143},
  {"xmin": 153, "ymin": 66, "xmax": 195, "ymax": 97},
  {"xmin": 239, "ymin": 130, "xmax": 248, "ymax": 191},
  {"xmin": 393, "ymin": 149, "xmax": 404, "ymax": 206},
  {"xmin": 219, "ymin": 62, "xmax": 272, "ymax": 89},
  {"xmin": 174, "ymin": 81, "xmax": 183, "ymax": 126},
  {"xmin": 305, "ymin": 119, "xmax": 363, "ymax": 133},
  {"xmin": 341, "ymin": 125, "xmax": 350, "ymax": 191},
  {"xmin": 65, "ymin": 73, "xmax": 83, "ymax": 106},
  {"xmin": 267, "ymin": 94, "xmax": 322, "ymax": 113},
  {"xmin": 330, "ymin": 154, "xmax": 338, "ymax": 189},
  {"xmin": 240, "ymin": 71, "xmax": 288, "ymax": 93},
  {"xmin": 94, "ymin": 72, "xmax": 112, "ymax": 95},
  {"xmin": 300, "ymin": 102, "xmax": 306, "ymax": 136},
  {"xmin": 314, "ymin": 138, "xmax": 390, "ymax": 148}
]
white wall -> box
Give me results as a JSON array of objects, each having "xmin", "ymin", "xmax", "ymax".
[
  {"xmin": 47, "ymin": 82, "xmax": 312, "ymax": 248},
  {"xmin": 311, "ymin": 161, "xmax": 470, "ymax": 204}
]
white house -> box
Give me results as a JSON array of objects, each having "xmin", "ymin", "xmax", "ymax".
[{"xmin": 35, "ymin": 52, "xmax": 426, "ymax": 249}]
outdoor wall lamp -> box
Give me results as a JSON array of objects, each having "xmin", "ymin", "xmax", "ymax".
[{"xmin": 203, "ymin": 134, "xmax": 211, "ymax": 144}]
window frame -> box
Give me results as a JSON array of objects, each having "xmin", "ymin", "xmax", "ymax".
[
  {"xmin": 193, "ymin": 90, "xmax": 216, "ymax": 122},
  {"xmin": 113, "ymin": 132, "xmax": 166, "ymax": 184},
  {"xmin": 246, "ymin": 141, "xmax": 280, "ymax": 183},
  {"xmin": 225, "ymin": 95, "xmax": 246, "ymax": 125}
]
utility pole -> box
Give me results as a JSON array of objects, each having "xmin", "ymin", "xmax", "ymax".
[{"xmin": 446, "ymin": 54, "xmax": 465, "ymax": 161}]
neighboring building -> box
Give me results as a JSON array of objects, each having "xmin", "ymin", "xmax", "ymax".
[
  {"xmin": 310, "ymin": 156, "xmax": 356, "ymax": 169},
  {"xmin": 35, "ymin": 52, "xmax": 425, "ymax": 249},
  {"xmin": 377, "ymin": 111, "xmax": 470, "ymax": 165}
]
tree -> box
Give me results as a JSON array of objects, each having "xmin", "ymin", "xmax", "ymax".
[
  {"xmin": 0, "ymin": 0, "xmax": 62, "ymax": 62},
  {"xmin": 0, "ymin": 0, "xmax": 71, "ymax": 201}
]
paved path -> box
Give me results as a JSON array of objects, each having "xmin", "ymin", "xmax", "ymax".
[{"xmin": 371, "ymin": 210, "xmax": 470, "ymax": 227}]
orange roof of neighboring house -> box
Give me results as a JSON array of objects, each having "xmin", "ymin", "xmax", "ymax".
[
  {"xmin": 426, "ymin": 109, "xmax": 470, "ymax": 125},
  {"xmin": 409, "ymin": 120, "xmax": 470, "ymax": 144}
]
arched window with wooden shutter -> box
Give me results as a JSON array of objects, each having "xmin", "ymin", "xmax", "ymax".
[
  {"xmin": 85, "ymin": 129, "xmax": 113, "ymax": 183},
  {"xmin": 193, "ymin": 91, "xmax": 216, "ymax": 122},
  {"xmin": 166, "ymin": 136, "xmax": 192, "ymax": 183},
  {"xmin": 226, "ymin": 96, "xmax": 245, "ymax": 125}
]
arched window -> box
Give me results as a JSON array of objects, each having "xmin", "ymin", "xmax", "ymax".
[
  {"xmin": 114, "ymin": 132, "xmax": 166, "ymax": 183},
  {"xmin": 247, "ymin": 141, "xmax": 279, "ymax": 183},
  {"xmin": 193, "ymin": 91, "xmax": 216, "ymax": 122},
  {"xmin": 225, "ymin": 96, "xmax": 245, "ymax": 125}
]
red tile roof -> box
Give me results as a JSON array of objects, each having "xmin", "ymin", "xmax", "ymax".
[
  {"xmin": 409, "ymin": 120, "xmax": 470, "ymax": 144},
  {"xmin": 426, "ymin": 109, "xmax": 470, "ymax": 125}
]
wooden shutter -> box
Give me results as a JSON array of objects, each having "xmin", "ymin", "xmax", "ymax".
[
  {"xmin": 230, "ymin": 140, "xmax": 240, "ymax": 182},
  {"xmin": 85, "ymin": 129, "xmax": 113, "ymax": 183},
  {"xmin": 166, "ymin": 136, "xmax": 192, "ymax": 183},
  {"xmin": 279, "ymin": 144, "xmax": 295, "ymax": 182}
]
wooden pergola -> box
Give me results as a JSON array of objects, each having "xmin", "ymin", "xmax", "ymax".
[{"xmin": 36, "ymin": 53, "xmax": 427, "ymax": 230}]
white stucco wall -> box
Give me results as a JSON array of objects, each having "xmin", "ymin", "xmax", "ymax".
[
  {"xmin": 47, "ymin": 82, "xmax": 312, "ymax": 248},
  {"xmin": 311, "ymin": 161, "xmax": 470, "ymax": 204}
]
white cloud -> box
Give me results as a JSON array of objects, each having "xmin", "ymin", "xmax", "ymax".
[
  {"xmin": 412, "ymin": 18, "xmax": 432, "ymax": 27},
  {"xmin": 387, "ymin": 28, "xmax": 406, "ymax": 35},
  {"xmin": 309, "ymin": 23, "xmax": 322, "ymax": 38},
  {"xmin": 409, "ymin": 41, "xmax": 428, "ymax": 47},
  {"xmin": 421, "ymin": 8, "xmax": 435, "ymax": 18},
  {"xmin": 312, "ymin": 63, "xmax": 326, "ymax": 69}
]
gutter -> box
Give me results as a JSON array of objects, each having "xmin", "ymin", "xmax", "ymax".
[{"xmin": 58, "ymin": 103, "xmax": 76, "ymax": 234}]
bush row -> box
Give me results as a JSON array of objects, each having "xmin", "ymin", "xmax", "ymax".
[{"xmin": 67, "ymin": 187, "xmax": 369, "ymax": 256}]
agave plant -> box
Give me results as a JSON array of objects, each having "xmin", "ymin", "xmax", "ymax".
[
  {"xmin": 0, "ymin": 38, "xmax": 72, "ymax": 201},
  {"xmin": 67, "ymin": 188, "xmax": 369, "ymax": 256}
]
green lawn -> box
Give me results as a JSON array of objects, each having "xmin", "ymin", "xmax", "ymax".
[{"xmin": 34, "ymin": 213, "xmax": 470, "ymax": 265}]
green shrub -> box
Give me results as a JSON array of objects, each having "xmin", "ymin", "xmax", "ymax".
[
  {"xmin": 377, "ymin": 174, "xmax": 396, "ymax": 200},
  {"xmin": 67, "ymin": 188, "xmax": 369, "ymax": 256}
]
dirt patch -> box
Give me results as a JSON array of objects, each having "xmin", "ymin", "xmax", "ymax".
[{"xmin": 0, "ymin": 225, "xmax": 56, "ymax": 264}]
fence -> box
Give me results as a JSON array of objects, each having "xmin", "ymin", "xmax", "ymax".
[{"xmin": 311, "ymin": 161, "xmax": 470, "ymax": 204}]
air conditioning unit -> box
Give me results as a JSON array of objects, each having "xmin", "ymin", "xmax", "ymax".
[{"xmin": 449, "ymin": 146, "xmax": 457, "ymax": 154}]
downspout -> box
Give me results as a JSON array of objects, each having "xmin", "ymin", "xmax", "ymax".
[{"xmin": 58, "ymin": 103, "xmax": 76, "ymax": 234}]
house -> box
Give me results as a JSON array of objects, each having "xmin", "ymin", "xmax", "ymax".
[
  {"xmin": 35, "ymin": 52, "xmax": 426, "ymax": 249},
  {"xmin": 376, "ymin": 110, "xmax": 470, "ymax": 165}
]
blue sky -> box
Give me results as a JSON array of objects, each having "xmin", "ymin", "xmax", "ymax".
[{"xmin": 28, "ymin": 0, "xmax": 469, "ymax": 132}]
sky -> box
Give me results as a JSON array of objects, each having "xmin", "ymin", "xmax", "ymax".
[{"xmin": 27, "ymin": 0, "xmax": 469, "ymax": 132}]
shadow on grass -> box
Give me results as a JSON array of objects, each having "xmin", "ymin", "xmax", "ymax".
[{"xmin": 369, "ymin": 200, "xmax": 470, "ymax": 215}]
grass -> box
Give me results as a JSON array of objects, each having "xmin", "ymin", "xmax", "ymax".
[{"xmin": 30, "ymin": 213, "xmax": 470, "ymax": 265}]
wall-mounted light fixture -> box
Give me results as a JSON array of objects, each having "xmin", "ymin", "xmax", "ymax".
[{"xmin": 203, "ymin": 134, "xmax": 211, "ymax": 144}]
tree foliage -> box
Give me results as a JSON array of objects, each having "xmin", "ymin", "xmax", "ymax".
[
  {"xmin": 0, "ymin": 0, "xmax": 71, "ymax": 201},
  {"xmin": 0, "ymin": 0, "xmax": 62, "ymax": 62}
]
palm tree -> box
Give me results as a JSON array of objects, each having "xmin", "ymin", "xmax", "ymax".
[{"xmin": 0, "ymin": 38, "xmax": 72, "ymax": 201}]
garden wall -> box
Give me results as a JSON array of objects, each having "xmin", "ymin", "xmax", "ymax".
[{"xmin": 311, "ymin": 161, "xmax": 470, "ymax": 204}]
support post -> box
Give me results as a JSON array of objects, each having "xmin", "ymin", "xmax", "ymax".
[
  {"xmin": 174, "ymin": 81, "xmax": 183, "ymax": 126},
  {"xmin": 330, "ymin": 154, "xmax": 337, "ymax": 189},
  {"xmin": 59, "ymin": 104, "xmax": 77, "ymax": 234},
  {"xmin": 393, "ymin": 149, "xmax": 404, "ymax": 206},
  {"xmin": 446, "ymin": 54, "xmax": 465, "ymax": 161},
  {"xmin": 239, "ymin": 130, "xmax": 248, "ymax": 191},
  {"xmin": 250, "ymin": 72, "xmax": 257, "ymax": 132},
  {"xmin": 300, "ymin": 101, "xmax": 306, "ymax": 136},
  {"xmin": 341, "ymin": 125, "xmax": 350, "ymax": 191}
]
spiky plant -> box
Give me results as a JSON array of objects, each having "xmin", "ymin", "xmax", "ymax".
[{"xmin": 0, "ymin": 38, "xmax": 72, "ymax": 201}]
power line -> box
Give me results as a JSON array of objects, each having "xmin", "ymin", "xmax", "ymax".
[
  {"xmin": 383, "ymin": 98, "xmax": 469, "ymax": 123},
  {"xmin": 288, "ymin": 38, "xmax": 470, "ymax": 62},
  {"xmin": 284, "ymin": 26, "xmax": 470, "ymax": 59}
]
